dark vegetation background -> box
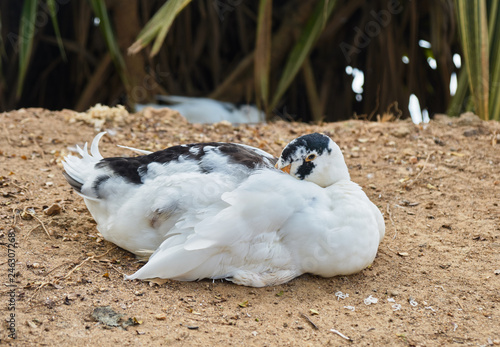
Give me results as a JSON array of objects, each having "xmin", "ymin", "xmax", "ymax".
[{"xmin": 0, "ymin": 0, "xmax": 495, "ymax": 122}]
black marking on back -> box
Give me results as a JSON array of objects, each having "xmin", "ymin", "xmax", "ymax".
[
  {"xmin": 95, "ymin": 142, "xmax": 277, "ymax": 185},
  {"xmin": 217, "ymin": 144, "xmax": 276, "ymax": 170},
  {"xmin": 280, "ymin": 133, "xmax": 331, "ymax": 163}
]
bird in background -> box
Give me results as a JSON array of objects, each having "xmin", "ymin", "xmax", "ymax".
[{"xmin": 134, "ymin": 95, "xmax": 266, "ymax": 124}]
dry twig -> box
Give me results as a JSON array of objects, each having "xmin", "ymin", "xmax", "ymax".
[
  {"xmin": 411, "ymin": 151, "xmax": 434, "ymax": 184},
  {"xmin": 108, "ymin": 263, "xmax": 126, "ymax": 276},
  {"xmin": 33, "ymin": 138, "xmax": 45, "ymax": 160},
  {"xmin": 24, "ymin": 213, "xmax": 51, "ymax": 239},
  {"xmin": 299, "ymin": 312, "xmax": 319, "ymax": 330},
  {"xmin": 28, "ymin": 247, "xmax": 116, "ymax": 302}
]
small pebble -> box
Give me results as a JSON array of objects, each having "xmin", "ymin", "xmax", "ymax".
[
  {"xmin": 389, "ymin": 290, "xmax": 400, "ymax": 297},
  {"xmin": 45, "ymin": 203, "xmax": 62, "ymax": 216},
  {"xmin": 155, "ymin": 314, "xmax": 166, "ymax": 320}
]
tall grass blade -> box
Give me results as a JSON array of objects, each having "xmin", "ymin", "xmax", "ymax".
[
  {"xmin": 129, "ymin": 0, "xmax": 191, "ymax": 57},
  {"xmin": 455, "ymin": 0, "xmax": 489, "ymax": 120},
  {"xmin": 488, "ymin": 0, "xmax": 500, "ymax": 121},
  {"xmin": 447, "ymin": 68, "xmax": 469, "ymax": 117},
  {"xmin": 254, "ymin": 0, "xmax": 272, "ymax": 113},
  {"xmin": 89, "ymin": 0, "xmax": 129, "ymax": 86},
  {"xmin": 302, "ymin": 57, "xmax": 322, "ymax": 122},
  {"xmin": 270, "ymin": 0, "xmax": 337, "ymax": 109},
  {"xmin": 47, "ymin": 0, "xmax": 67, "ymax": 61},
  {"xmin": 17, "ymin": 0, "xmax": 38, "ymax": 98}
]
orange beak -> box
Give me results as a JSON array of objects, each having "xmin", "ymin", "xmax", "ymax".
[{"xmin": 275, "ymin": 163, "xmax": 291, "ymax": 174}]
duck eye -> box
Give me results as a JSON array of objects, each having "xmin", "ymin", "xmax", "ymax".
[{"xmin": 305, "ymin": 154, "xmax": 316, "ymax": 162}]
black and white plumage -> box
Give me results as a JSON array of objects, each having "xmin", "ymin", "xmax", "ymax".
[{"xmin": 63, "ymin": 132, "xmax": 384, "ymax": 287}]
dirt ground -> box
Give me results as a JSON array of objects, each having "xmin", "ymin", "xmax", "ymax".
[{"xmin": 1, "ymin": 107, "xmax": 499, "ymax": 346}]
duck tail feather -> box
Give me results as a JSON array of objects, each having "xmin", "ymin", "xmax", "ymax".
[{"xmin": 62, "ymin": 132, "xmax": 106, "ymax": 193}]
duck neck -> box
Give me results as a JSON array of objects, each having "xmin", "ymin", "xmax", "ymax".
[{"xmin": 325, "ymin": 163, "xmax": 350, "ymax": 187}]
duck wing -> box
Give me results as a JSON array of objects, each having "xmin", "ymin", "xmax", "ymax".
[
  {"xmin": 62, "ymin": 133, "xmax": 278, "ymax": 256},
  {"xmin": 125, "ymin": 170, "xmax": 322, "ymax": 285}
]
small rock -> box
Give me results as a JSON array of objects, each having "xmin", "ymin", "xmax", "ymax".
[
  {"xmin": 402, "ymin": 148, "xmax": 416, "ymax": 156},
  {"xmin": 44, "ymin": 203, "xmax": 61, "ymax": 216},
  {"xmin": 494, "ymin": 269, "xmax": 500, "ymax": 275},
  {"xmin": 391, "ymin": 127, "xmax": 411, "ymax": 138},
  {"xmin": 92, "ymin": 306, "xmax": 123, "ymax": 327},
  {"xmin": 155, "ymin": 314, "xmax": 167, "ymax": 320},
  {"xmin": 433, "ymin": 137, "xmax": 446, "ymax": 146},
  {"xmin": 389, "ymin": 290, "xmax": 400, "ymax": 297},
  {"xmin": 463, "ymin": 129, "xmax": 479, "ymax": 137}
]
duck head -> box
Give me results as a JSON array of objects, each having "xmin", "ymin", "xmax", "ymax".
[{"xmin": 275, "ymin": 133, "xmax": 350, "ymax": 187}]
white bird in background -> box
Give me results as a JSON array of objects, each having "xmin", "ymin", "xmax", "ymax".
[
  {"xmin": 62, "ymin": 132, "xmax": 384, "ymax": 287},
  {"xmin": 135, "ymin": 95, "xmax": 266, "ymax": 124}
]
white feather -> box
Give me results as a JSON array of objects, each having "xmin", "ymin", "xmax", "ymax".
[
  {"xmin": 117, "ymin": 145, "xmax": 153, "ymax": 155},
  {"xmin": 62, "ymin": 132, "xmax": 106, "ymax": 190}
]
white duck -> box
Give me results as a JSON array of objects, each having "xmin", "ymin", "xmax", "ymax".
[
  {"xmin": 63, "ymin": 133, "xmax": 384, "ymax": 287},
  {"xmin": 135, "ymin": 95, "xmax": 266, "ymax": 124}
]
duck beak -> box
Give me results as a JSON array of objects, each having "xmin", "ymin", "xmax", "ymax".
[{"xmin": 275, "ymin": 163, "xmax": 291, "ymax": 174}]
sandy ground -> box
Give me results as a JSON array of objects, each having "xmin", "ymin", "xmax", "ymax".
[{"xmin": 1, "ymin": 107, "xmax": 499, "ymax": 346}]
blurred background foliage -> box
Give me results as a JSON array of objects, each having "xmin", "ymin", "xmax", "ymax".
[{"xmin": 0, "ymin": 0, "xmax": 499, "ymax": 122}]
